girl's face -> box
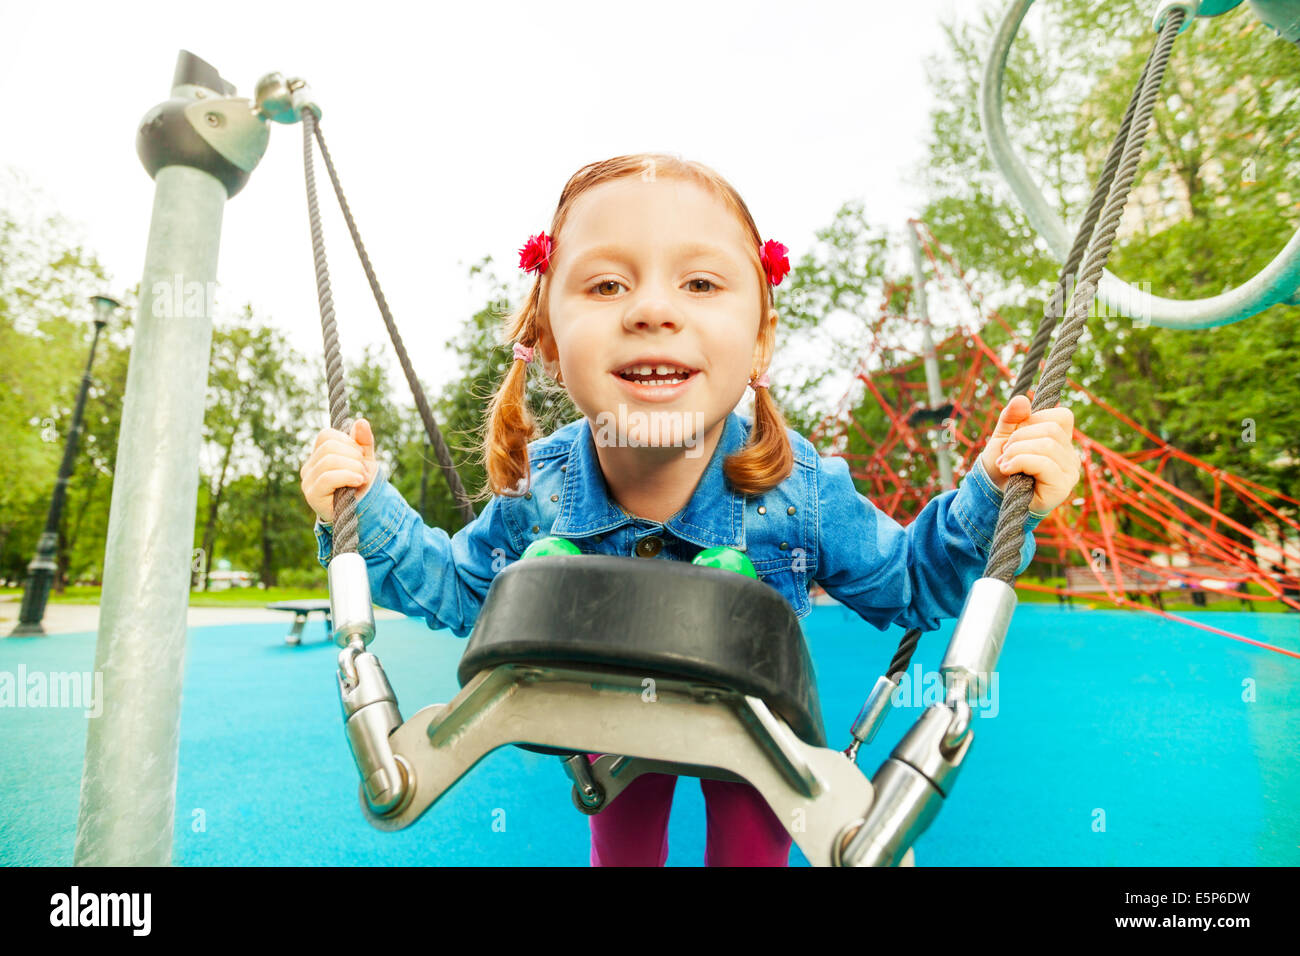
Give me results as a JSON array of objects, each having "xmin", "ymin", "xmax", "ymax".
[{"xmin": 538, "ymin": 176, "xmax": 777, "ymax": 449}]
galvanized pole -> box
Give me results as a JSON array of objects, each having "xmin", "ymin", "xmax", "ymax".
[
  {"xmin": 908, "ymin": 224, "xmax": 955, "ymax": 490},
  {"xmin": 73, "ymin": 51, "xmax": 269, "ymax": 865}
]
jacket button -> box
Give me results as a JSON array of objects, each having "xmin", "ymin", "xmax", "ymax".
[
  {"xmin": 550, "ymin": 494, "xmax": 559, "ymax": 502},
  {"xmin": 560, "ymin": 464, "xmax": 567, "ymax": 472},
  {"xmin": 779, "ymin": 541, "xmax": 789, "ymax": 550},
  {"xmin": 635, "ymin": 536, "xmax": 663, "ymax": 558},
  {"xmin": 531, "ymin": 525, "xmax": 540, "ymax": 533},
  {"xmin": 787, "ymin": 505, "xmax": 797, "ymax": 515},
  {"xmin": 757, "ymin": 505, "xmax": 767, "ymax": 515},
  {"xmin": 524, "ymin": 491, "xmax": 532, "ymax": 500}
]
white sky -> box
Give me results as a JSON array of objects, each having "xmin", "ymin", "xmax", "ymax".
[{"xmin": 0, "ymin": 0, "xmax": 965, "ymax": 396}]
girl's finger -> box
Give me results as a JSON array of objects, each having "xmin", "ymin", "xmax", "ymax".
[
  {"xmin": 994, "ymin": 420, "xmax": 1071, "ymax": 446},
  {"xmin": 1024, "ymin": 406, "xmax": 1073, "ymax": 426},
  {"xmin": 997, "ymin": 436, "xmax": 1061, "ymax": 464},
  {"xmin": 313, "ymin": 437, "xmax": 364, "ymax": 459},
  {"xmin": 997, "ymin": 453, "xmax": 1065, "ymax": 485},
  {"xmin": 313, "ymin": 428, "xmax": 350, "ymax": 450},
  {"xmin": 309, "ymin": 468, "xmax": 367, "ymax": 496},
  {"xmin": 1043, "ymin": 441, "xmax": 1083, "ymax": 481},
  {"xmin": 311, "ymin": 452, "xmax": 366, "ymax": 475}
]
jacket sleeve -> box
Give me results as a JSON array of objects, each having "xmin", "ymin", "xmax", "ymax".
[
  {"xmin": 313, "ymin": 464, "xmax": 520, "ymax": 638},
  {"xmin": 814, "ymin": 455, "xmax": 1043, "ymax": 633}
]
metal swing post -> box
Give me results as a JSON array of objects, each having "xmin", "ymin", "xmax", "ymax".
[{"xmin": 74, "ymin": 51, "xmax": 276, "ymax": 865}]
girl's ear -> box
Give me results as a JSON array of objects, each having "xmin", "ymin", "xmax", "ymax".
[{"xmin": 535, "ymin": 322, "xmax": 563, "ymax": 382}]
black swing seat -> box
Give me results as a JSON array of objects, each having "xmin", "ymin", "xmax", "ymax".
[{"xmin": 456, "ymin": 555, "xmax": 827, "ymax": 748}]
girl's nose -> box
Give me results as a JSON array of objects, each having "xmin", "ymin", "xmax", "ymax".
[{"xmin": 622, "ymin": 292, "xmax": 684, "ymax": 334}]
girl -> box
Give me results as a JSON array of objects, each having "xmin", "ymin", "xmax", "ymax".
[{"xmin": 300, "ymin": 152, "xmax": 1080, "ymax": 867}]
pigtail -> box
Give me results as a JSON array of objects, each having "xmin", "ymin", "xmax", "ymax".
[
  {"xmin": 723, "ymin": 382, "xmax": 795, "ymax": 497},
  {"xmin": 477, "ymin": 281, "xmax": 544, "ymax": 501}
]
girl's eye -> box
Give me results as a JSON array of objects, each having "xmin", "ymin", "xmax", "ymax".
[{"xmin": 589, "ymin": 277, "xmax": 719, "ymax": 296}]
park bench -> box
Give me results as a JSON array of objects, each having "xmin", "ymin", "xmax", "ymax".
[
  {"xmin": 266, "ymin": 600, "xmax": 333, "ymax": 645},
  {"xmin": 1061, "ymin": 565, "xmax": 1251, "ymax": 610}
]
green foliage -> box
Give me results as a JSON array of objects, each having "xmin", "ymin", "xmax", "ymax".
[
  {"xmin": 919, "ymin": 0, "xmax": 1300, "ymax": 517},
  {"xmin": 5, "ymin": 3, "xmax": 1296, "ymax": 592},
  {"xmin": 0, "ymin": 172, "xmax": 135, "ymax": 586},
  {"xmin": 771, "ymin": 200, "xmax": 890, "ymax": 437}
]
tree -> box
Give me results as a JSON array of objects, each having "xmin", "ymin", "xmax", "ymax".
[
  {"xmin": 240, "ymin": 324, "xmax": 318, "ymax": 587},
  {"xmin": 194, "ymin": 307, "xmax": 264, "ymax": 589},
  {"xmin": 0, "ymin": 168, "xmax": 126, "ymax": 586},
  {"xmin": 771, "ymin": 199, "xmax": 891, "ymax": 440},
  {"xmin": 916, "ymin": 0, "xmax": 1300, "ymax": 522}
]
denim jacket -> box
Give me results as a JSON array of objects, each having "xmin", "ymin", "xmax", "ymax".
[{"xmin": 314, "ymin": 411, "xmax": 1042, "ymax": 639}]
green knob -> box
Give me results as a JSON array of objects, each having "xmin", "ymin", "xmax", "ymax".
[
  {"xmin": 692, "ymin": 546, "xmax": 757, "ymax": 578},
  {"xmin": 521, "ymin": 536, "xmax": 581, "ymax": 559}
]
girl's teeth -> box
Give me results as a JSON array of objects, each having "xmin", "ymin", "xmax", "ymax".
[{"xmin": 625, "ymin": 364, "xmax": 690, "ymax": 376}]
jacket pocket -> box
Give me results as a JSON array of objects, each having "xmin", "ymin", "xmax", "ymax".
[{"xmin": 750, "ymin": 559, "xmax": 810, "ymax": 619}]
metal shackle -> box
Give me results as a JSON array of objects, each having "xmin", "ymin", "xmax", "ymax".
[
  {"xmin": 837, "ymin": 701, "xmax": 974, "ymax": 866},
  {"xmin": 338, "ymin": 644, "xmax": 410, "ymax": 817}
]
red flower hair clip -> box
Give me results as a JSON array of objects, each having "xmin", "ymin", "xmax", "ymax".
[
  {"xmin": 519, "ymin": 232, "xmax": 553, "ymax": 275},
  {"xmin": 760, "ymin": 239, "xmax": 790, "ymax": 286}
]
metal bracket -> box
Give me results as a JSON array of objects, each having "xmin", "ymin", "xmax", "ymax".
[{"xmin": 357, "ymin": 663, "xmax": 882, "ymax": 866}]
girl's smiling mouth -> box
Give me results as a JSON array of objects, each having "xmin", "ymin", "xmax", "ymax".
[{"xmin": 611, "ymin": 359, "xmax": 700, "ymax": 402}]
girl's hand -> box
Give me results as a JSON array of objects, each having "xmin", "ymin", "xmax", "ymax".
[
  {"xmin": 299, "ymin": 418, "xmax": 379, "ymax": 524},
  {"xmin": 979, "ymin": 395, "xmax": 1080, "ymax": 516}
]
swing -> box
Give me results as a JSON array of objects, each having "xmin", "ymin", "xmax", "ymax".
[
  {"xmin": 294, "ymin": 0, "xmax": 1288, "ymax": 866},
  {"xmin": 70, "ymin": 1, "xmax": 1293, "ymax": 867}
]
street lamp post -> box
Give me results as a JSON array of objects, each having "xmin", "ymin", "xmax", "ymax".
[{"xmin": 8, "ymin": 294, "xmax": 119, "ymax": 637}]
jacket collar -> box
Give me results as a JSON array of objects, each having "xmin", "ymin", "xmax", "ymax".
[{"xmin": 549, "ymin": 411, "xmax": 749, "ymax": 550}]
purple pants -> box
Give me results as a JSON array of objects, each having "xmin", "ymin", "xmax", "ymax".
[{"xmin": 585, "ymin": 754, "xmax": 792, "ymax": 866}]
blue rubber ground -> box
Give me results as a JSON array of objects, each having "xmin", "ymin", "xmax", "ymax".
[{"xmin": 1, "ymin": 603, "xmax": 1296, "ymax": 866}]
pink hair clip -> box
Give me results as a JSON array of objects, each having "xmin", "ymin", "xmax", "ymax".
[
  {"xmin": 750, "ymin": 370, "xmax": 770, "ymax": 390},
  {"xmin": 512, "ymin": 342, "xmax": 534, "ymax": 363}
]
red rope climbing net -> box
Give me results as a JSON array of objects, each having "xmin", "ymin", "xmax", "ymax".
[{"xmin": 809, "ymin": 220, "xmax": 1300, "ymax": 656}]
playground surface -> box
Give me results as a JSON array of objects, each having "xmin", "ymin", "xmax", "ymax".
[{"xmin": 1, "ymin": 602, "xmax": 1296, "ymax": 867}]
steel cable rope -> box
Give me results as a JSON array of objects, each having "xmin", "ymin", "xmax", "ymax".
[
  {"xmin": 307, "ymin": 120, "xmax": 477, "ymax": 528},
  {"xmin": 302, "ymin": 107, "xmax": 361, "ymax": 558},
  {"xmin": 984, "ymin": 8, "xmax": 1185, "ymax": 583},
  {"xmin": 880, "ymin": 13, "xmax": 1181, "ymax": 682}
]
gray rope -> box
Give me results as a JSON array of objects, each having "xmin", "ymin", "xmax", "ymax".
[
  {"xmin": 886, "ymin": 628, "xmax": 922, "ymax": 682},
  {"xmin": 984, "ymin": 8, "xmax": 1185, "ymax": 583},
  {"xmin": 309, "ymin": 123, "xmax": 477, "ymax": 528},
  {"xmin": 880, "ymin": 36, "xmax": 1167, "ymax": 681},
  {"xmin": 1009, "ymin": 39, "xmax": 1158, "ymax": 399},
  {"xmin": 302, "ymin": 108, "xmax": 360, "ymax": 558}
]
